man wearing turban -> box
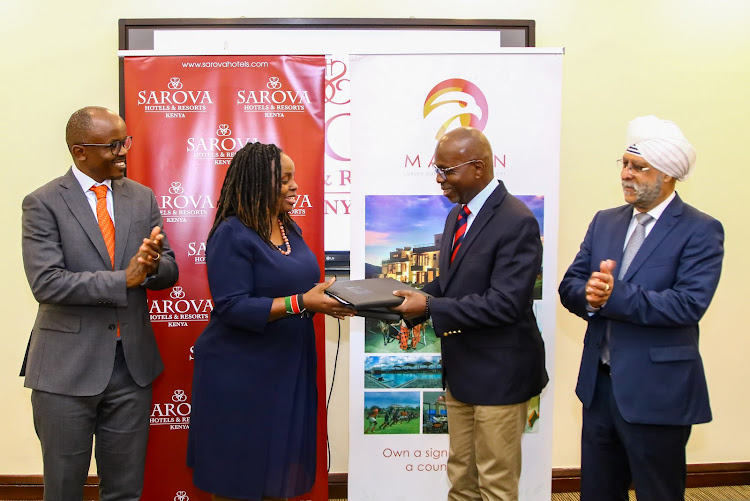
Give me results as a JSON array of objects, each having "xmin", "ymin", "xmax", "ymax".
[{"xmin": 559, "ymin": 116, "xmax": 724, "ymax": 501}]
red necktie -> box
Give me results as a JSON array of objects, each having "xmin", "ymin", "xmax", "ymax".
[
  {"xmin": 91, "ymin": 185, "xmax": 119, "ymax": 338},
  {"xmin": 450, "ymin": 205, "xmax": 471, "ymax": 264}
]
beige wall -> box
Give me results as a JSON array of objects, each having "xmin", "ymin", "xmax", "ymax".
[{"xmin": 2, "ymin": 0, "xmax": 748, "ymax": 476}]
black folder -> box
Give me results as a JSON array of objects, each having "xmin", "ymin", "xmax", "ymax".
[
  {"xmin": 354, "ymin": 307, "xmax": 403, "ymax": 323},
  {"xmin": 325, "ymin": 277, "xmax": 428, "ymax": 322}
]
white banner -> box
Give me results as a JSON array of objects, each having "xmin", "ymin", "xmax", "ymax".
[
  {"xmin": 149, "ymin": 29, "xmax": 545, "ymax": 252},
  {"xmin": 347, "ymin": 52, "xmax": 562, "ymax": 500}
]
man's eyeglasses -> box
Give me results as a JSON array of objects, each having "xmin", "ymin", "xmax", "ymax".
[
  {"xmin": 76, "ymin": 136, "xmax": 133, "ymax": 155},
  {"xmin": 431, "ymin": 159, "xmax": 480, "ymax": 180},
  {"xmin": 617, "ymin": 158, "xmax": 650, "ymax": 174}
]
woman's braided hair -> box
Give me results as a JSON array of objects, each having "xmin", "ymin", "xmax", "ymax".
[{"xmin": 209, "ymin": 142, "xmax": 296, "ymax": 246}]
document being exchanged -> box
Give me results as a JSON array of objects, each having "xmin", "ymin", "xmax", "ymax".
[{"xmin": 325, "ymin": 277, "xmax": 430, "ymax": 322}]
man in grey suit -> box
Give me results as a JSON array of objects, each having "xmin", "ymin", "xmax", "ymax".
[{"xmin": 21, "ymin": 106, "xmax": 179, "ymax": 500}]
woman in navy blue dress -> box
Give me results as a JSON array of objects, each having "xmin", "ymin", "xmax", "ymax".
[{"xmin": 187, "ymin": 142, "xmax": 353, "ymax": 501}]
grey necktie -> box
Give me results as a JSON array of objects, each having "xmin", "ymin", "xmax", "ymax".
[
  {"xmin": 618, "ymin": 212, "xmax": 653, "ymax": 280},
  {"xmin": 602, "ymin": 212, "xmax": 653, "ymax": 365}
]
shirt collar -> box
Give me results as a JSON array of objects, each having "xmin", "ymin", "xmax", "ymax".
[
  {"xmin": 631, "ymin": 190, "xmax": 675, "ymax": 222},
  {"xmin": 465, "ymin": 179, "xmax": 498, "ymax": 215},
  {"xmin": 71, "ymin": 164, "xmax": 112, "ymax": 193}
]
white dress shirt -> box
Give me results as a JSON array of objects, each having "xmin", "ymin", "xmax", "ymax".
[{"xmin": 71, "ymin": 164, "xmax": 115, "ymax": 226}]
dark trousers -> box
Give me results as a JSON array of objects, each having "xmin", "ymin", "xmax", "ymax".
[
  {"xmin": 581, "ymin": 364, "xmax": 692, "ymax": 501},
  {"xmin": 32, "ymin": 342, "xmax": 152, "ymax": 501}
]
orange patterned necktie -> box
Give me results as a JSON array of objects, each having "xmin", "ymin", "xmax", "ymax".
[
  {"xmin": 90, "ymin": 185, "xmax": 115, "ymax": 269},
  {"xmin": 90, "ymin": 185, "xmax": 119, "ymax": 338}
]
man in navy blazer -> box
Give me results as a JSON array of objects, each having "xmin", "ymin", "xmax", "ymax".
[
  {"xmin": 394, "ymin": 127, "xmax": 547, "ymax": 501},
  {"xmin": 559, "ymin": 116, "xmax": 724, "ymax": 501}
]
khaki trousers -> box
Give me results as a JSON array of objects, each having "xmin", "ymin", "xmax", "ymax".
[{"xmin": 445, "ymin": 388, "xmax": 528, "ymax": 501}]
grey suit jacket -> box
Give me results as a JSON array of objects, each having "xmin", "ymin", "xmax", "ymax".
[{"xmin": 21, "ymin": 168, "xmax": 179, "ymax": 396}]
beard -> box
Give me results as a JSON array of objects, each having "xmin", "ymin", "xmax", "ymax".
[{"xmin": 622, "ymin": 174, "xmax": 663, "ymax": 210}]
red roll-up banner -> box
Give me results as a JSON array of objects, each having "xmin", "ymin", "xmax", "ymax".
[{"xmin": 123, "ymin": 55, "xmax": 327, "ymax": 501}]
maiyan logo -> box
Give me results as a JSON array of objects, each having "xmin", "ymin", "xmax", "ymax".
[{"xmin": 423, "ymin": 79, "xmax": 488, "ymax": 139}]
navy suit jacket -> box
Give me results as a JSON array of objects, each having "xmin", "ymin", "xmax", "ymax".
[
  {"xmin": 559, "ymin": 193, "xmax": 724, "ymax": 425},
  {"xmin": 423, "ymin": 181, "xmax": 548, "ymax": 406}
]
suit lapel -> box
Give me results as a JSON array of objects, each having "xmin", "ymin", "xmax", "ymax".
[
  {"xmin": 441, "ymin": 182, "xmax": 506, "ymax": 289},
  {"xmin": 621, "ymin": 194, "xmax": 683, "ymax": 281},
  {"xmin": 608, "ymin": 206, "xmax": 633, "ymax": 268},
  {"xmin": 112, "ymin": 178, "xmax": 132, "ymax": 271},
  {"xmin": 438, "ymin": 205, "xmax": 460, "ymax": 291},
  {"xmin": 59, "ymin": 169, "xmax": 113, "ymax": 269}
]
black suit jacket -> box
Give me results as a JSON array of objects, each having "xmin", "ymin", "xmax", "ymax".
[{"xmin": 423, "ymin": 181, "xmax": 548, "ymax": 405}]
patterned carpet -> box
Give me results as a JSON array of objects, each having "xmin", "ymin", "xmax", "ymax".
[
  {"xmin": 332, "ymin": 486, "xmax": 750, "ymax": 500},
  {"xmin": 550, "ymin": 485, "xmax": 750, "ymax": 500}
]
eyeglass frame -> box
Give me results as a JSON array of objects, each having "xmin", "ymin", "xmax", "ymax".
[
  {"xmin": 75, "ymin": 136, "xmax": 133, "ymax": 156},
  {"xmin": 431, "ymin": 158, "xmax": 482, "ymax": 179},
  {"xmin": 617, "ymin": 157, "xmax": 651, "ymax": 174}
]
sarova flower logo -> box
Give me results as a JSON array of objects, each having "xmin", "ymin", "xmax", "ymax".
[
  {"xmin": 216, "ymin": 124, "xmax": 231, "ymax": 136},
  {"xmin": 172, "ymin": 390, "xmax": 187, "ymax": 403},
  {"xmin": 168, "ymin": 182, "xmax": 184, "ymax": 195},
  {"xmin": 174, "ymin": 491, "xmax": 189, "ymax": 501},
  {"xmin": 267, "ymin": 76, "xmax": 282, "ymax": 89},
  {"xmin": 170, "ymin": 287, "xmax": 186, "ymax": 300},
  {"xmin": 168, "ymin": 77, "xmax": 183, "ymax": 90}
]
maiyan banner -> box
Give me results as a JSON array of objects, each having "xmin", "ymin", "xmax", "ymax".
[
  {"xmin": 347, "ymin": 52, "xmax": 562, "ymax": 500},
  {"xmin": 123, "ymin": 55, "xmax": 327, "ymax": 501}
]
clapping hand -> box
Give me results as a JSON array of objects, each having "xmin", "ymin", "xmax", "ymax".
[
  {"xmin": 125, "ymin": 226, "xmax": 165, "ymax": 288},
  {"xmin": 586, "ymin": 259, "xmax": 616, "ymax": 309}
]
